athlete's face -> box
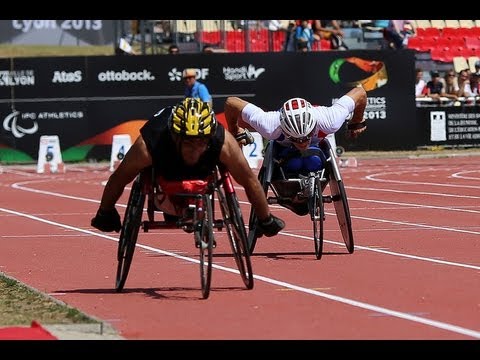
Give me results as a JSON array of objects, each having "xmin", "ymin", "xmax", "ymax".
[
  {"xmin": 292, "ymin": 139, "xmax": 311, "ymax": 150},
  {"xmin": 179, "ymin": 137, "xmax": 209, "ymax": 166},
  {"xmin": 287, "ymin": 131, "xmax": 313, "ymax": 150}
]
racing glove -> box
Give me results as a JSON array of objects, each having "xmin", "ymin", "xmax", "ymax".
[
  {"xmin": 91, "ymin": 207, "xmax": 122, "ymax": 232},
  {"xmin": 346, "ymin": 120, "xmax": 367, "ymax": 139},
  {"xmin": 257, "ymin": 214, "xmax": 285, "ymax": 237},
  {"xmin": 234, "ymin": 129, "xmax": 255, "ymax": 145}
]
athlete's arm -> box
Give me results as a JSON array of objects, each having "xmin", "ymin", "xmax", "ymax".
[
  {"xmin": 345, "ymin": 86, "xmax": 367, "ymax": 125},
  {"xmin": 224, "ymin": 96, "xmax": 250, "ymax": 136},
  {"xmin": 344, "ymin": 86, "xmax": 367, "ymax": 138},
  {"xmin": 219, "ymin": 130, "xmax": 271, "ymax": 221}
]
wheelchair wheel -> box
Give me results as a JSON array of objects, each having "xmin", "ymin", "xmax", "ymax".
[
  {"xmin": 116, "ymin": 176, "xmax": 146, "ymax": 292},
  {"xmin": 217, "ymin": 186, "xmax": 254, "ymax": 290},
  {"xmin": 247, "ymin": 167, "xmax": 268, "ymax": 255},
  {"xmin": 309, "ymin": 176, "xmax": 324, "ymax": 260},
  {"xmin": 328, "ymin": 173, "xmax": 354, "ymax": 254},
  {"xmin": 195, "ymin": 194, "xmax": 214, "ymax": 299}
]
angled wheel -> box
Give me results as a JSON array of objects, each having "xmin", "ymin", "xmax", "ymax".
[
  {"xmin": 308, "ymin": 175, "xmax": 324, "ymax": 259},
  {"xmin": 328, "ymin": 176, "xmax": 354, "ymax": 253},
  {"xmin": 217, "ymin": 184, "xmax": 254, "ymax": 289},
  {"xmin": 247, "ymin": 166, "xmax": 269, "ymax": 255},
  {"xmin": 320, "ymin": 138, "xmax": 354, "ymax": 254},
  {"xmin": 326, "ymin": 155, "xmax": 354, "ymax": 254},
  {"xmin": 195, "ymin": 194, "xmax": 214, "ymax": 299},
  {"xmin": 116, "ymin": 176, "xmax": 146, "ymax": 292}
]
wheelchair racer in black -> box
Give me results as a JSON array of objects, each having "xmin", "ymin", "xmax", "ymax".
[{"xmin": 91, "ymin": 98, "xmax": 285, "ymax": 237}]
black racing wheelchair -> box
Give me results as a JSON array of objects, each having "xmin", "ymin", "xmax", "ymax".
[
  {"xmin": 115, "ymin": 163, "xmax": 253, "ymax": 299},
  {"xmin": 247, "ymin": 137, "xmax": 354, "ymax": 260}
]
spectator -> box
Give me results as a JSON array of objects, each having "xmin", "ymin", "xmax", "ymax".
[
  {"xmin": 470, "ymin": 60, "xmax": 480, "ymax": 95},
  {"xmin": 312, "ymin": 20, "xmax": 348, "ymax": 50},
  {"xmin": 370, "ymin": 20, "xmax": 390, "ymax": 49},
  {"xmin": 183, "ymin": 68, "xmax": 212, "ymax": 107},
  {"xmin": 153, "ymin": 20, "xmax": 172, "ymax": 44},
  {"xmin": 384, "ymin": 20, "xmax": 416, "ymax": 49},
  {"xmin": 425, "ymin": 70, "xmax": 444, "ymax": 100},
  {"xmin": 263, "ymin": 20, "xmax": 288, "ymax": 32},
  {"xmin": 443, "ymin": 70, "xmax": 459, "ymax": 101},
  {"xmin": 415, "ymin": 68, "xmax": 426, "ymax": 97},
  {"xmin": 284, "ymin": 21, "xmax": 297, "ymax": 52},
  {"xmin": 457, "ymin": 69, "xmax": 475, "ymax": 98},
  {"xmin": 168, "ymin": 44, "xmax": 179, "ymax": 54},
  {"xmin": 294, "ymin": 20, "xmax": 315, "ymax": 52}
]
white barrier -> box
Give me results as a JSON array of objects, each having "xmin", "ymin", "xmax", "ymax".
[
  {"xmin": 110, "ymin": 134, "xmax": 132, "ymax": 172},
  {"xmin": 36, "ymin": 135, "xmax": 65, "ymax": 174},
  {"xmin": 242, "ymin": 132, "xmax": 264, "ymax": 169}
]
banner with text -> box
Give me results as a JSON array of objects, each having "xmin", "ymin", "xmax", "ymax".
[{"xmin": 0, "ymin": 50, "xmax": 417, "ymax": 163}]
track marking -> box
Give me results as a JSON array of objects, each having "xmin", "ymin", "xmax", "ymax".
[{"xmin": 1, "ymin": 206, "xmax": 479, "ymax": 339}]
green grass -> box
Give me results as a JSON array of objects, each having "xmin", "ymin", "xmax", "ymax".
[
  {"xmin": 0, "ymin": 44, "xmax": 114, "ymax": 329},
  {"xmin": 0, "ymin": 44, "xmax": 115, "ymax": 58},
  {"xmin": 0, "ymin": 273, "xmax": 98, "ymax": 327}
]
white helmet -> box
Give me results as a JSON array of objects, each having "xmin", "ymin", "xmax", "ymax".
[{"xmin": 279, "ymin": 98, "xmax": 316, "ymax": 141}]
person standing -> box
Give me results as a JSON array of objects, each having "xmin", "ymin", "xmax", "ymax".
[{"xmin": 183, "ymin": 68, "xmax": 212, "ymax": 107}]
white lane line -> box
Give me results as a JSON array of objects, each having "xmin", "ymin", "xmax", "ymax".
[
  {"xmin": 1, "ymin": 206, "xmax": 479, "ymax": 339},
  {"xmin": 347, "ymin": 185, "xmax": 480, "ymax": 200},
  {"xmin": 9, "ymin": 180, "xmax": 480, "ymax": 263},
  {"xmin": 365, "ymin": 171, "xmax": 480, "ymax": 189},
  {"xmin": 279, "ymin": 232, "xmax": 480, "ymax": 271}
]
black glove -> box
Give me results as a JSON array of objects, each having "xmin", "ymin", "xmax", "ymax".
[
  {"xmin": 234, "ymin": 129, "xmax": 255, "ymax": 145},
  {"xmin": 346, "ymin": 120, "xmax": 367, "ymax": 139},
  {"xmin": 257, "ymin": 214, "xmax": 285, "ymax": 237},
  {"xmin": 91, "ymin": 208, "xmax": 121, "ymax": 232}
]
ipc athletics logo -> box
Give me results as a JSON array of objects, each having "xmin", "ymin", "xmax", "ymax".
[{"xmin": 329, "ymin": 57, "xmax": 388, "ymax": 91}]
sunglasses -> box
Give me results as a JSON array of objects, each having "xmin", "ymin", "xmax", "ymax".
[{"xmin": 288, "ymin": 134, "xmax": 312, "ymax": 144}]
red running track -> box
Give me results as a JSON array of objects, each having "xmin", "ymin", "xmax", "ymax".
[{"xmin": 0, "ymin": 155, "xmax": 479, "ymax": 340}]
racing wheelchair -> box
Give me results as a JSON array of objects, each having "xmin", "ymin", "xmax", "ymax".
[
  {"xmin": 115, "ymin": 163, "xmax": 253, "ymax": 299},
  {"xmin": 247, "ymin": 137, "xmax": 354, "ymax": 260}
]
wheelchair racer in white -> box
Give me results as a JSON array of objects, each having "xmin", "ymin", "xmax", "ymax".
[{"xmin": 225, "ymin": 86, "xmax": 367, "ymax": 216}]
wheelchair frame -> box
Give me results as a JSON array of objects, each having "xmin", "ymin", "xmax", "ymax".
[
  {"xmin": 115, "ymin": 164, "xmax": 253, "ymax": 299},
  {"xmin": 247, "ymin": 137, "xmax": 354, "ymax": 259}
]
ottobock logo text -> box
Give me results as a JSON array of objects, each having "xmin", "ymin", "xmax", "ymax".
[{"xmin": 97, "ymin": 70, "xmax": 155, "ymax": 82}]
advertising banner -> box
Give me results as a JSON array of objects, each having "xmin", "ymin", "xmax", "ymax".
[
  {"xmin": 416, "ymin": 106, "xmax": 480, "ymax": 146},
  {"xmin": 0, "ymin": 50, "xmax": 417, "ymax": 163},
  {"xmin": 0, "ymin": 20, "xmax": 115, "ymax": 46}
]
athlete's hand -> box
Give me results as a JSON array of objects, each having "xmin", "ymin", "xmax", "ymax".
[
  {"xmin": 234, "ymin": 128, "xmax": 254, "ymax": 146},
  {"xmin": 91, "ymin": 208, "xmax": 122, "ymax": 232},
  {"xmin": 257, "ymin": 214, "xmax": 285, "ymax": 237},
  {"xmin": 346, "ymin": 120, "xmax": 367, "ymax": 139}
]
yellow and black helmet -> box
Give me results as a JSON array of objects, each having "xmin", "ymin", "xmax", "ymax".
[{"xmin": 169, "ymin": 98, "xmax": 217, "ymax": 137}]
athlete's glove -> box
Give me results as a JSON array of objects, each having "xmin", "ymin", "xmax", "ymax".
[
  {"xmin": 256, "ymin": 214, "xmax": 285, "ymax": 237},
  {"xmin": 346, "ymin": 120, "xmax": 367, "ymax": 139},
  {"xmin": 234, "ymin": 129, "xmax": 255, "ymax": 145},
  {"xmin": 91, "ymin": 208, "xmax": 122, "ymax": 232}
]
